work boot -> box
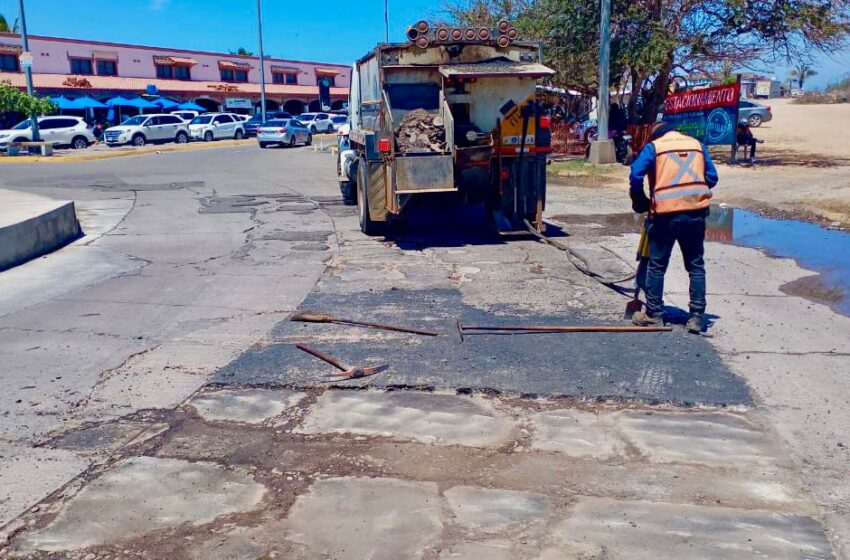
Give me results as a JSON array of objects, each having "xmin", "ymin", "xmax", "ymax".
[
  {"xmin": 632, "ymin": 310, "xmax": 663, "ymax": 327},
  {"xmin": 686, "ymin": 313, "xmax": 704, "ymax": 334}
]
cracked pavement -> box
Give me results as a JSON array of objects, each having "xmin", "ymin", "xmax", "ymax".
[{"xmin": 0, "ymin": 145, "xmax": 848, "ymax": 558}]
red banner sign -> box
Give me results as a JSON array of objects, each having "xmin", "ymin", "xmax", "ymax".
[{"xmin": 663, "ymin": 82, "xmax": 740, "ymax": 114}]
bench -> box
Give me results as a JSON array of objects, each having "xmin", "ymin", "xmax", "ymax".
[{"xmin": 6, "ymin": 141, "xmax": 54, "ymax": 157}]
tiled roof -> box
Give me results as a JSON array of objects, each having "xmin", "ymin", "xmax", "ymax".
[
  {"xmin": 0, "ymin": 71, "xmax": 348, "ymax": 98},
  {"xmin": 153, "ymin": 56, "xmax": 198, "ymax": 66},
  {"xmin": 218, "ymin": 60, "xmax": 254, "ymax": 71}
]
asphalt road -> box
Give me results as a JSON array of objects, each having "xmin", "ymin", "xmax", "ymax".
[{"xmin": 0, "ymin": 144, "xmax": 848, "ymax": 556}]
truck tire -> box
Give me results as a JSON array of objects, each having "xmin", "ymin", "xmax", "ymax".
[
  {"xmin": 356, "ymin": 158, "xmax": 383, "ymax": 235},
  {"xmin": 340, "ymin": 181, "xmax": 356, "ymax": 205}
]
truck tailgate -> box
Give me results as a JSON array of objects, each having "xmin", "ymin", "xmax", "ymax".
[{"xmin": 395, "ymin": 154, "xmax": 456, "ymax": 194}]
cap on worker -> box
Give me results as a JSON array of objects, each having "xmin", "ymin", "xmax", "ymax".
[{"xmin": 649, "ymin": 122, "xmax": 673, "ymax": 140}]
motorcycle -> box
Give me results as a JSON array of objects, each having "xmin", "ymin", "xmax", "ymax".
[{"xmin": 584, "ymin": 129, "xmax": 633, "ymax": 164}]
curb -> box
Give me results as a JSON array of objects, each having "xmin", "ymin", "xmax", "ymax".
[{"xmin": 0, "ymin": 139, "xmax": 256, "ymax": 164}]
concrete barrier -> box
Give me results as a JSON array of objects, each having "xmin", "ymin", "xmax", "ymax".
[{"xmin": 0, "ymin": 189, "xmax": 82, "ymax": 272}]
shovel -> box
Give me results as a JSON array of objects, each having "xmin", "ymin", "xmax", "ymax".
[{"xmin": 625, "ymin": 222, "xmax": 650, "ymax": 320}]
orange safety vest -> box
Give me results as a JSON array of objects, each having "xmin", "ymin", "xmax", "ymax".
[{"xmin": 650, "ymin": 131, "xmax": 712, "ymax": 215}]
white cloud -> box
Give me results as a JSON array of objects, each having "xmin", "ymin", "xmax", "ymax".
[{"xmin": 149, "ymin": 0, "xmax": 170, "ymax": 10}]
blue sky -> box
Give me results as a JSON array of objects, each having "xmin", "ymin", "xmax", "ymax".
[{"xmin": 1, "ymin": 0, "xmax": 848, "ymax": 88}]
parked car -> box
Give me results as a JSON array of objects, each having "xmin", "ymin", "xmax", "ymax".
[
  {"xmin": 0, "ymin": 116, "xmax": 95, "ymax": 149},
  {"xmin": 172, "ymin": 110, "xmax": 199, "ymax": 122},
  {"xmin": 188, "ymin": 113, "xmax": 246, "ymax": 142},
  {"xmin": 737, "ymin": 100, "xmax": 772, "ymax": 127},
  {"xmin": 257, "ymin": 119, "xmax": 312, "ymax": 148},
  {"xmin": 329, "ymin": 115, "xmax": 349, "ymax": 132},
  {"xmin": 104, "ymin": 114, "xmax": 189, "ymax": 147},
  {"xmin": 575, "ymin": 118, "xmax": 597, "ymax": 142},
  {"xmin": 297, "ymin": 112, "xmax": 334, "ymax": 134}
]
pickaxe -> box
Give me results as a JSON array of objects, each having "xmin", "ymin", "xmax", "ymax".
[{"xmin": 296, "ymin": 343, "xmax": 389, "ymax": 382}]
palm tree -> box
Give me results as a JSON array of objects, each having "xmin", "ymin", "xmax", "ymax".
[
  {"xmin": 789, "ymin": 63, "xmax": 817, "ymax": 90},
  {"xmin": 0, "ymin": 13, "xmax": 19, "ymax": 32},
  {"xmin": 229, "ymin": 47, "xmax": 254, "ymax": 56}
]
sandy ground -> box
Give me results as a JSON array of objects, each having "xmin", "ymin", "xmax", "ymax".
[{"xmin": 754, "ymin": 98, "xmax": 850, "ymax": 159}]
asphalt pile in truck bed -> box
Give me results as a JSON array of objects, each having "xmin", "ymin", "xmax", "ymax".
[{"xmin": 395, "ymin": 109, "xmax": 447, "ymax": 154}]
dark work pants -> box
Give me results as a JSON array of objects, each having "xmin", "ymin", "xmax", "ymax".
[{"xmin": 645, "ymin": 211, "xmax": 707, "ymax": 317}]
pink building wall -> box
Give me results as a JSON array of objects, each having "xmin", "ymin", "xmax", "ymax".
[{"xmin": 0, "ymin": 32, "xmax": 350, "ymax": 88}]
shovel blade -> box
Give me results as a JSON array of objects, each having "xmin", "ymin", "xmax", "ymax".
[{"xmin": 624, "ymin": 298, "xmax": 643, "ymax": 320}]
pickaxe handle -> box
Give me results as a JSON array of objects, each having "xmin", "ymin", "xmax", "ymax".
[{"xmin": 296, "ymin": 343, "xmax": 348, "ymax": 372}]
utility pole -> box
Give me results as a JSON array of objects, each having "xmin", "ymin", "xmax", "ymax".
[
  {"xmin": 257, "ymin": 0, "xmax": 267, "ymax": 123},
  {"xmin": 588, "ymin": 0, "xmax": 615, "ymax": 164},
  {"xmin": 17, "ymin": 0, "xmax": 39, "ymax": 142},
  {"xmin": 384, "ymin": 0, "xmax": 389, "ymax": 42}
]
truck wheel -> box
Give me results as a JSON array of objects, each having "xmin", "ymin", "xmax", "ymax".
[
  {"xmin": 356, "ymin": 158, "xmax": 383, "ymax": 235},
  {"xmin": 340, "ymin": 181, "xmax": 356, "ymax": 205}
]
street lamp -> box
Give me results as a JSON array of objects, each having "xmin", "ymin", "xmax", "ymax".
[
  {"xmin": 588, "ymin": 0, "xmax": 615, "ymax": 164},
  {"xmin": 257, "ymin": 0, "xmax": 267, "ymax": 123},
  {"xmin": 17, "ymin": 0, "xmax": 40, "ymax": 142}
]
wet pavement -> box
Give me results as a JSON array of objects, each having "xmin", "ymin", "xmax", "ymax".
[{"xmin": 710, "ymin": 207, "xmax": 850, "ymax": 317}]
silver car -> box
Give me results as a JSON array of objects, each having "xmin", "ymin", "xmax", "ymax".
[
  {"xmin": 738, "ymin": 100, "xmax": 772, "ymax": 127},
  {"xmin": 257, "ymin": 119, "xmax": 312, "ymax": 148}
]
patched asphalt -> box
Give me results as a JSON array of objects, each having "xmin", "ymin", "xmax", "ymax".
[{"xmin": 214, "ymin": 287, "xmax": 749, "ymax": 406}]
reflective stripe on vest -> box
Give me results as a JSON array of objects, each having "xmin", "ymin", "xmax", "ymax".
[{"xmin": 650, "ymin": 132, "xmax": 712, "ymax": 214}]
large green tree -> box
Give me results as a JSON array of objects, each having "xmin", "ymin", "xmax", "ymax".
[
  {"xmin": 0, "ymin": 82, "xmax": 56, "ymax": 117},
  {"xmin": 444, "ymin": 0, "xmax": 850, "ymax": 122}
]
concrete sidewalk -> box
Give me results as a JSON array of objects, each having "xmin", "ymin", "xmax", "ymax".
[{"xmin": 0, "ymin": 189, "xmax": 81, "ymax": 272}]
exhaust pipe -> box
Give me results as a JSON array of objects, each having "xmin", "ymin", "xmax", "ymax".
[{"xmin": 416, "ymin": 35, "xmax": 430, "ymax": 49}]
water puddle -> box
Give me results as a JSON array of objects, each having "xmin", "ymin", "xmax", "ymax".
[{"xmin": 707, "ymin": 206, "xmax": 850, "ymax": 316}]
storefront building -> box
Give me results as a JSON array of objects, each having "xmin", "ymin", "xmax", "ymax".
[{"xmin": 0, "ymin": 32, "xmax": 350, "ymax": 116}]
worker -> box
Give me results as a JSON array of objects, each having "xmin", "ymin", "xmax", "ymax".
[
  {"xmin": 628, "ymin": 122, "xmax": 719, "ymax": 333},
  {"xmin": 736, "ymin": 119, "xmax": 763, "ymax": 162}
]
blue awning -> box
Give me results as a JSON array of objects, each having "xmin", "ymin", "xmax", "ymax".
[
  {"xmin": 50, "ymin": 96, "xmax": 76, "ymax": 110},
  {"xmin": 106, "ymin": 96, "xmax": 157, "ymax": 109},
  {"xmin": 153, "ymin": 97, "xmax": 180, "ymax": 109},
  {"xmin": 177, "ymin": 101, "xmax": 205, "ymax": 111},
  {"xmin": 69, "ymin": 96, "xmax": 107, "ymax": 109}
]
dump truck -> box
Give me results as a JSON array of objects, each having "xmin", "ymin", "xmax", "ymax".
[{"xmin": 337, "ymin": 20, "xmax": 554, "ymax": 235}]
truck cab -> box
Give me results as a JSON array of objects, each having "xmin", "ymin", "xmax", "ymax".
[{"xmin": 339, "ymin": 21, "xmax": 554, "ymax": 235}]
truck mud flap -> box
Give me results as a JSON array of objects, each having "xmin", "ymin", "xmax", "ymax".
[{"xmin": 394, "ymin": 154, "xmax": 456, "ymax": 194}]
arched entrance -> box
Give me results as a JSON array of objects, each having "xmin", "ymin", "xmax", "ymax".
[
  {"xmin": 331, "ymin": 100, "xmax": 346, "ymax": 111},
  {"xmin": 194, "ymin": 98, "xmax": 220, "ymax": 113},
  {"xmin": 256, "ymin": 99, "xmax": 280, "ymax": 114},
  {"xmin": 283, "ymin": 99, "xmax": 305, "ymax": 115},
  {"xmin": 307, "ymin": 99, "xmax": 322, "ymax": 112}
]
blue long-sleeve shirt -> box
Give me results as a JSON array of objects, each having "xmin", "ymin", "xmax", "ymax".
[{"xmin": 629, "ymin": 141, "xmax": 718, "ymax": 196}]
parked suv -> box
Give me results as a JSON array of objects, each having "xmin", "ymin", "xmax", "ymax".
[
  {"xmin": 188, "ymin": 113, "xmax": 246, "ymax": 142},
  {"xmin": 0, "ymin": 116, "xmax": 95, "ymax": 149},
  {"xmin": 172, "ymin": 110, "xmax": 199, "ymax": 122},
  {"xmin": 104, "ymin": 114, "xmax": 189, "ymax": 147},
  {"xmin": 297, "ymin": 112, "xmax": 334, "ymax": 134}
]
